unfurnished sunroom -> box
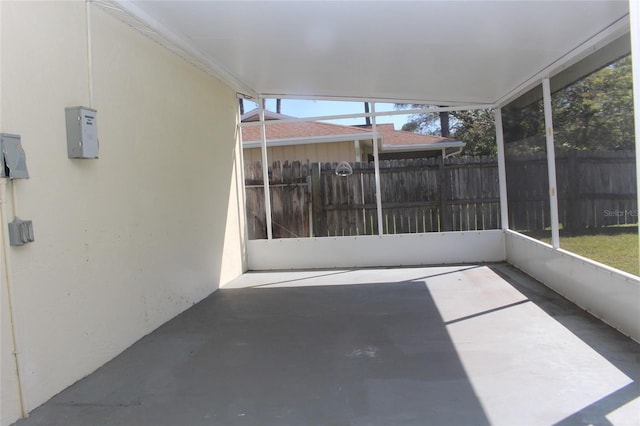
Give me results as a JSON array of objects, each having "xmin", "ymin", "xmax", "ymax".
[{"xmin": 1, "ymin": 1, "xmax": 639, "ymax": 425}]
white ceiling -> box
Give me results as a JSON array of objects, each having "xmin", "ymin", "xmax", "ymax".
[{"xmin": 117, "ymin": 0, "xmax": 630, "ymax": 106}]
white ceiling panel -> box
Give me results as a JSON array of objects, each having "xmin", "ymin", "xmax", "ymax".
[{"xmin": 117, "ymin": 0, "xmax": 630, "ymax": 105}]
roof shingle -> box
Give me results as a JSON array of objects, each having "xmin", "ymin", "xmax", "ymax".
[{"xmin": 242, "ymin": 113, "xmax": 458, "ymax": 148}]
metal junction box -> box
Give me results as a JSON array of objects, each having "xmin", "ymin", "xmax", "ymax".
[
  {"xmin": 65, "ymin": 106, "xmax": 98, "ymax": 158},
  {"xmin": 0, "ymin": 133, "xmax": 29, "ymax": 179},
  {"xmin": 8, "ymin": 217, "xmax": 34, "ymax": 246}
]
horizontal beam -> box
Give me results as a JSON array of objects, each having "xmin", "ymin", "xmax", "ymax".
[
  {"xmin": 242, "ymin": 133, "xmax": 375, "ymax": 148},
  {"xmin": 239, "ymin": 104, "xmax": 492, "ymax": 128},
  {"xmin": 381, "ymin": 142, "xmax": 465, "ymax": 152},
  {"xmin": 255, "ymin": 93, "xmax": 495, "ymax": 108}
]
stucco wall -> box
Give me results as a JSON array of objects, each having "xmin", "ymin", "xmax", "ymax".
[
  {"xmin": 247, "ymin": 231, "xmax": 506, "ymax": 270},
  {"xmin": 505, "ymin": 231, "xmax": 640, "ymax": 343},
  {"xmin": 0, "ymin": 2, "xmax": 245, "ymax": 424}
]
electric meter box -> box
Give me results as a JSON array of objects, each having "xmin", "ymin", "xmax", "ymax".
[{"xmin": 65, "ymin": 107, "xmax": 98, "ymax": 158}]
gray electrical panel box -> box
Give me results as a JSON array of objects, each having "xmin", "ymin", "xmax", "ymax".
[
  {"xmin": 0, "ymin": 133, "xmax": 29, "ymax": 179},
  {"xmin": 65, "ymin": 106, "xmax": 98, "ymax": 158},
  {"xmin": 8, "ymin": 217, "xmax": 34, "ymax": 246}
]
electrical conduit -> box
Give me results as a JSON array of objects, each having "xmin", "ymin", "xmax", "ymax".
[{"xmin": 0, "ymin": 178, "xmax": 29, "ymax": 418}]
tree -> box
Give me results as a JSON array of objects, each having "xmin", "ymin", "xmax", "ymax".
[
  {"xmin": 398, "ymin": 105, "xmax": 446, "ymax": 136},
  {"xmin": 398, "ymin": 106, "xmax": 497, "ymax": 156},
  {"xmin": 551, "ymin": 55, "xmax": 634, "ymax": 151},
  {"xmin": 398, "ymin": 54, "xmax": 634, "ymax": 156},
  {"xmin": 450, "ymin": 110, "xmax": 497, "ymax": 156}
]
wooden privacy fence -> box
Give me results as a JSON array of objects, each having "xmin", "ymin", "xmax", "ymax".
[
  {"xmin": 245, "ymin": 156, "xmax": 501, "ymax": 239},
  {"xmin": 244, "ymin": 150, "xmax": 637, "ymax": 239},
  {"xmin": 506, "ymin": 150, "xmax": 637, "ymax": 232}
]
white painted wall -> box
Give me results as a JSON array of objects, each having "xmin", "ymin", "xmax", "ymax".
[
  {"xmin": 0, "ymin": 2, "xmax": 245, "ymax": 424},
  {"xmin": 505, "ymin": 230, "xmax": 640, "ymax": 343},
  {"xmin": 246, "ymin": 230, "xmax": 506, "ymax": 270}
]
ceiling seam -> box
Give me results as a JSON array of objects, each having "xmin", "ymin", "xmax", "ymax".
[{"xmin": 91, "ymin": 0, "xmax": 258, "ymax": 99}]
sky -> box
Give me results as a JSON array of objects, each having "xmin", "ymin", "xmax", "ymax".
[{"xmin": 243, "ymin": 98, "xmax": 414, "ymax": 130}]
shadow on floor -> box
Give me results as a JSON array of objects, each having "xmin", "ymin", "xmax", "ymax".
[
  {"xmin": 14, "ymin": 279, "xmax": 490, "ymax": 426},
  {"xmin": 14, "ymin": 263, "xmax": 640, "ymax": 426}
]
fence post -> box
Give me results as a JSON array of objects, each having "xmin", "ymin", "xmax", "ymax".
[
  {"xmin": 311, "ymin": 162, "xmax": 323, "ymax": 237},
  {"xmin": 566, "ymin": 149, "xmax": 579, "ymax": 232},
  {"xmin": 439, "ymin": 150, "xmax": 450, "ymax": 232}
]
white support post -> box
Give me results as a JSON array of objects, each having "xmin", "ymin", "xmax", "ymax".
[
  {"xmin": 542, "ymin": 78, "xmax": 560, "ymax": 248},
  {"xmin": 237, "ymin": 99, "xmax": 249, "ymax": 264},
  {"xmin": 495, "ymin": 108, "xmax": 509, "ymax": 230},
  {"xmin": 371, "ymin": 103, "xmax": 384, "ymax": 236},
  {"xmin": 630, "ymin": 0, "xmax": 640, "ymax": 271},
  {"xmin": 259, "ymin": 101, "xmax": 273, "ymax": 240}
]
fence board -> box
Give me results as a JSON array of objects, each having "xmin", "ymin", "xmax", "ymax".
[{"xmin": 245, "ymin": 150, "xmax": 636, "ymax": 239}]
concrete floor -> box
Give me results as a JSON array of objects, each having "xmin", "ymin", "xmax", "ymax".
[{"xmin": 13, "ymin": 264, "xmax": 640, "ymax": 426}]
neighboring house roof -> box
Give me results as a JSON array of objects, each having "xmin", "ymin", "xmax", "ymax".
[
  {"xmin": 357, "ymin": 123, "xmax": 462, "ymax": 152},
  {"xmin": 241, "ymin": 108, "xmax": 465, "ymax": 152},
  {"xmin": 242, "ymin": 118, "xmax": 371, "ymax": 142}
]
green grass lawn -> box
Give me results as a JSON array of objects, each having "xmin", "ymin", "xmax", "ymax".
[{"xmin": 532, "ymin": 226, "xmax": 639, "ymax": 276}]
